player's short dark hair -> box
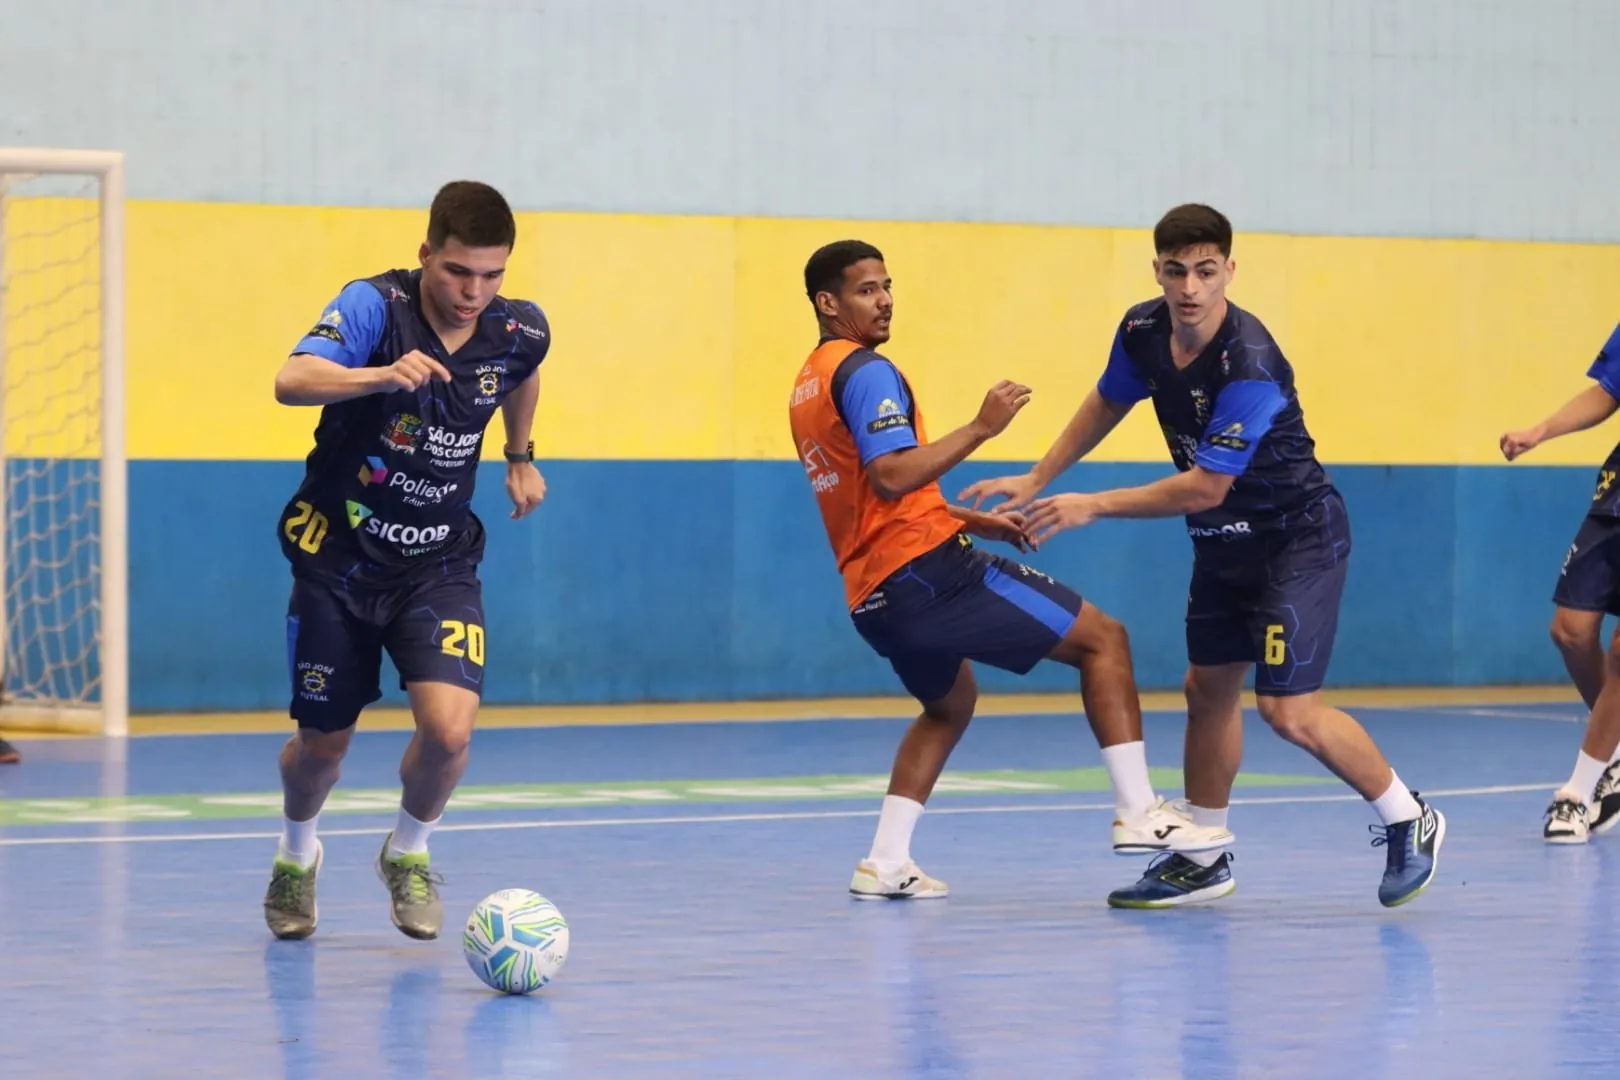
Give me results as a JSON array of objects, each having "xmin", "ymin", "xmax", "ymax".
[
  {"xmin": 804, "ymin": 240, "xmax": 885, "ymax": 303},
  {"xmin": 427, "ymin": 181, "xmax": 516, "ymax": 250},
  {"xmin": 1153, "ymin": 204, "xmax": 1232, "ymax": 258}
]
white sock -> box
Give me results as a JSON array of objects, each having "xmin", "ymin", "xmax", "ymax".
[
  {"xmin": 388, "ymin": 806, "xmax": 439, "ymax": 857},
  {"xmin": 1184, "ymin": 803, "xmax": 1229, "ymax": 868},
  {"xmin": 1099, "ymin": 741, "xmax": 1156, "ymax": 816},
  {"xmin": 1369, "ymin": 773, "xmax": 1423, "ymax": 826},
  {"xmin": 278, "ymin": 814, "xmax": 320, "ymax": 868},
  {"xmin": 867, "ymin": 795, "xmax": 924, "ymax": 873},
  {"xmin": 1566, "ymin": 750, "xmax": 1608, "ymax": 802}
]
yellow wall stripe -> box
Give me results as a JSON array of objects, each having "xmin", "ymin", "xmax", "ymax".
[{"xmin": 4, "ymin": 198, "xmax": 1616, "ymax": 465}]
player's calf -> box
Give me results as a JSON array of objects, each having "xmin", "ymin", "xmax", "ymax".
[
  {"xmin": 849, "ymin": 664, "xmax": 976, "ymax": 899},
  {"xmin": 280, "ymin": 727, "xmax": 352, "ymax": 823}
]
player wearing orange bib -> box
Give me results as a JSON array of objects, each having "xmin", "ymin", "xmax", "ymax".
[{"xmin": 790, "ymin": 241, "xmax": 1231, "ymax": 901}]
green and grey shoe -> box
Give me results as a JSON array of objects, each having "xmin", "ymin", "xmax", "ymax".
[
  {"xmin": 375, "ymin": 832, "xmax": 445, "ymax": 940},
  {"xmin": 264, "ymin": 841, "xmax": 323, "ymax": 940}
]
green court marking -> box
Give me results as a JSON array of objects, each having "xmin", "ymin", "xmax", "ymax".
[{"xmin": 0, "ymin": 768, "xmax": 1331, "ymax": 827}]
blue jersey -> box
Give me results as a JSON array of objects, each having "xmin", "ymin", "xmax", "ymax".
[
  {"xmin": 1586, "ymin": 324, "xmax": 1620, "ymax": 517},
  {"xmin": 278, "ymin": 269, "xmax": 550, "ymax": 587},
  {"xmin": 1097, "ymin": 299, "xmax": 1334, "ymax": 538}
]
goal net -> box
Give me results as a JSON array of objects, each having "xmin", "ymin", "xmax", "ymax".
[{"xmin": 0, "ymin": 149, "xmax": 127, "ymax": 736}]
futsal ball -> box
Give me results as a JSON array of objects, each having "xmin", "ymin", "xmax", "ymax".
[{"xmin": 463, "ymin": 888, "xmax": 570, "ymax": 995}]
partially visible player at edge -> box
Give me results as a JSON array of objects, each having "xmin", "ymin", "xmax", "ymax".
[
  {"xmin": 962, "ymin": 205, "xmax": 1446, "ymax": 909},
  {"xmin": 263, "ymin": 181, "xmax": 551, "ymax": 941},
  {"xmin": 1501, "ymin": 324, "xmax": 1620, "ymax": 843},
  {"xmin": 789, "ymin": 240, "xmax": 1230, "ymax": 901}
]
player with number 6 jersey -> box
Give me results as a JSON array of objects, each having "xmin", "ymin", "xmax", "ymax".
[
  {"xmin": 263, "ymin": 181, "xmax": 551, "ymax": 943},
  {"xmin": 962, "ymin": 204, "xmax": 1445, "ymax": 910}
]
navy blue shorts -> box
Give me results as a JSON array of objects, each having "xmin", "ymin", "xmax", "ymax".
[
  {"xmin": 850, "ymin": 533, "xmax": 1085, "ymax": 703},
  {"xmin": 1553, "ymin": 515, "xmax": 1620, "ymax": 616},
  {"xmin": 286, "ymin": 571, "xmax": 487, "ymax": 732},
  {"xmin": 1185, "ymin": 498, "xmax": 1351, "ymax": 697}
]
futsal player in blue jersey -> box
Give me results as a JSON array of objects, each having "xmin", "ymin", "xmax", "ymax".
[
  {"xmin": 961, "ymin": 204, "xmax": 1445, "ymax": 909},
  {"xmin": 263, "ymin": 181, "xmax": 551, "ymax": 941},
  {"xmin": 1501, "ymin": 324, "xmax": 1620, "ymax": 843}
]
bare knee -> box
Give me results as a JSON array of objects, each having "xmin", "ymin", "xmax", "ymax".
[
  {"xmin": 407, "ymin": 683, "xmax": 480, "ymax": 759},
  {"xmin": 1048, "ymin": 603, "xmax": 1132, "ymax": 670},
  {"xmin": 1085, "ymin": 609, "xmax": 1130, "ymax": 660},
  {"xmin": 418, "ymin": 720, "xmax": 475, "ymax": 760},
  {"xmin": 1552, "ymin": 609, "xmax": 1602, "ymax": 655},
  {"xmin": 286, "ymin": 727, "xmax": 353, "ymax": 771},
  {"xmin": 920, "ymin": 663, "xmax": 978, "ymax": 730},
  {"xmin": 1184, "ymin": 671, "xmax": 1221, "ymax": 714},
  {"xmin": 1184, "ymin": 664, "xmax": 1246, "ymax": 722},
  {"xmin": 1256, "ymin": 694, "xmax": 1317, "ymax": 746}
]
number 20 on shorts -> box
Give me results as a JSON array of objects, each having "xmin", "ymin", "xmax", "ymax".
[
  {"xmin": 1264, "ymin": 624, "xmax": 1286, "ymax": 666},
  {"xmin": 440, "ymin": 620, "xmax": 486, "ymax": 666}
]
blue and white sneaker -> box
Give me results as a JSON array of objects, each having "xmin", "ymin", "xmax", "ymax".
[
  {"xmin": 1372, "ymin": 795, "xmax": 1445, "ymax": 908},
  {"xmin": 1106, "ymin": 851, "xmax": 1235, "ymax": 909}
]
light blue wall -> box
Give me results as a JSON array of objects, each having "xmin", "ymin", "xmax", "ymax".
[{"xmin": 3, "ymin": 0, "xmax": 1618, "ymax": 240}]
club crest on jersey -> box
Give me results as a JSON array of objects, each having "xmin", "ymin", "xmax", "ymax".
[
  {"xmin": 381, "ymin": 413, "xmax": 423, "ymax": 454},
  {"xmin": 474, "ymin": 364, "xmax": 504, "ymax": 405}
]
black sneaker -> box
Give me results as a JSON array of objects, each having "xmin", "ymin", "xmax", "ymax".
[{"xmin": 0, "ymin": 737, "xmax": 18, "ymax": 764}]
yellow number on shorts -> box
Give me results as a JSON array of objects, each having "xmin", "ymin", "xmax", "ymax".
[
  {"xmin": 282, "ymin": 500, "xmax": 328, "ymax": 554},
  {"xmin": 1264, "ymin": 624, "xmax": 1286, "ymax": 666},
  {"xmin": 440, "ymin": 620, "xmax": 485, "ymax": 666}
]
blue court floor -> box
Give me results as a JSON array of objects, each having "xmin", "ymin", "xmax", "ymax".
[{"xmin": 0, "ymin": 701, "xmax": 1613, "ymax": 1079}]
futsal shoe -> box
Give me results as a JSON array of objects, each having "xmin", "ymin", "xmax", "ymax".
[
  {"xmin": 264, "ymin": 840, "xmax": 324, "ymax": 940},
  {"xmin": 849, "ymin": 859, "xmax": 949, "ymax": 900},
  {"xmin": 1590, "ymin": 763, "xmax": 1620, "ymax": 835},
  {"xmin": 1107, "ymin": 852, "xmax": 1235, "ymax": 909},
  {"xmin": 375, "ymin": 833, "xmax": 446, "ymax": 940},
  {"xmin": 1112, "ymin": 796, "xmax": 1233, "ymax": 855},
  {"xmin": 1544, "ymin": 793, "xmax": 1591, "ymax": 844},
  {"xmin": 0, "ymin": 737, "xmax": 18, "ymax": 764},
  {"xmin": 1373, "ymin": 795, "xmax": 1446, "ymax": 908}
]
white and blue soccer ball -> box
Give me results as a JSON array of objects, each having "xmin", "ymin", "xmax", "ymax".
[{"xmin": 463, "ymin": 888, "xmax": 570, "ymax": 995}]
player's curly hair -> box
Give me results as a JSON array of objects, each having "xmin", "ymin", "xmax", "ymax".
[
  {"xmin": 427, "ymin": 181, "xmax": 516, "ymax": 250},
  {"xmin": 804, "ymin": 240, "xmax": 884, "ymax": 304},
  {"xmin": 1153, "ymin": 204, "xmax": 1232, "ymax": 257}
]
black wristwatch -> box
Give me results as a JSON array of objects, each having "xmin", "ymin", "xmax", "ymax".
[{"xmin": 504, "ymin": 441, "xmax": 534, "ymax": 464}]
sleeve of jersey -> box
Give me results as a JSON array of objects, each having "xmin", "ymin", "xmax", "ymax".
[
  {"xmin": 1587, "ymin": 324, "xmax": 1620, "ymax": 399},
  {"xmin": 840, "ymin": 360, "xmax": 920, "ymax": 466},
  {"xmin": 1195, "ymin": 380, "xmax": 1287, "ymax": 476},
  {"xmin": 511, "ymin": 300, "xmax": 552, "ymax": 376},
  {"xmin": 290, "ymin": 282, "xmax": 387, "ymax": 369},
  {"xmin": 1095, "ymin": 328, "xmax": 1153, "ymax": 405}
]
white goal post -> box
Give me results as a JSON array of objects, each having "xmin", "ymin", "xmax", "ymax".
[{"xmin": 0, "ymin": 148, "xmax": 127, "ymax": 737}]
